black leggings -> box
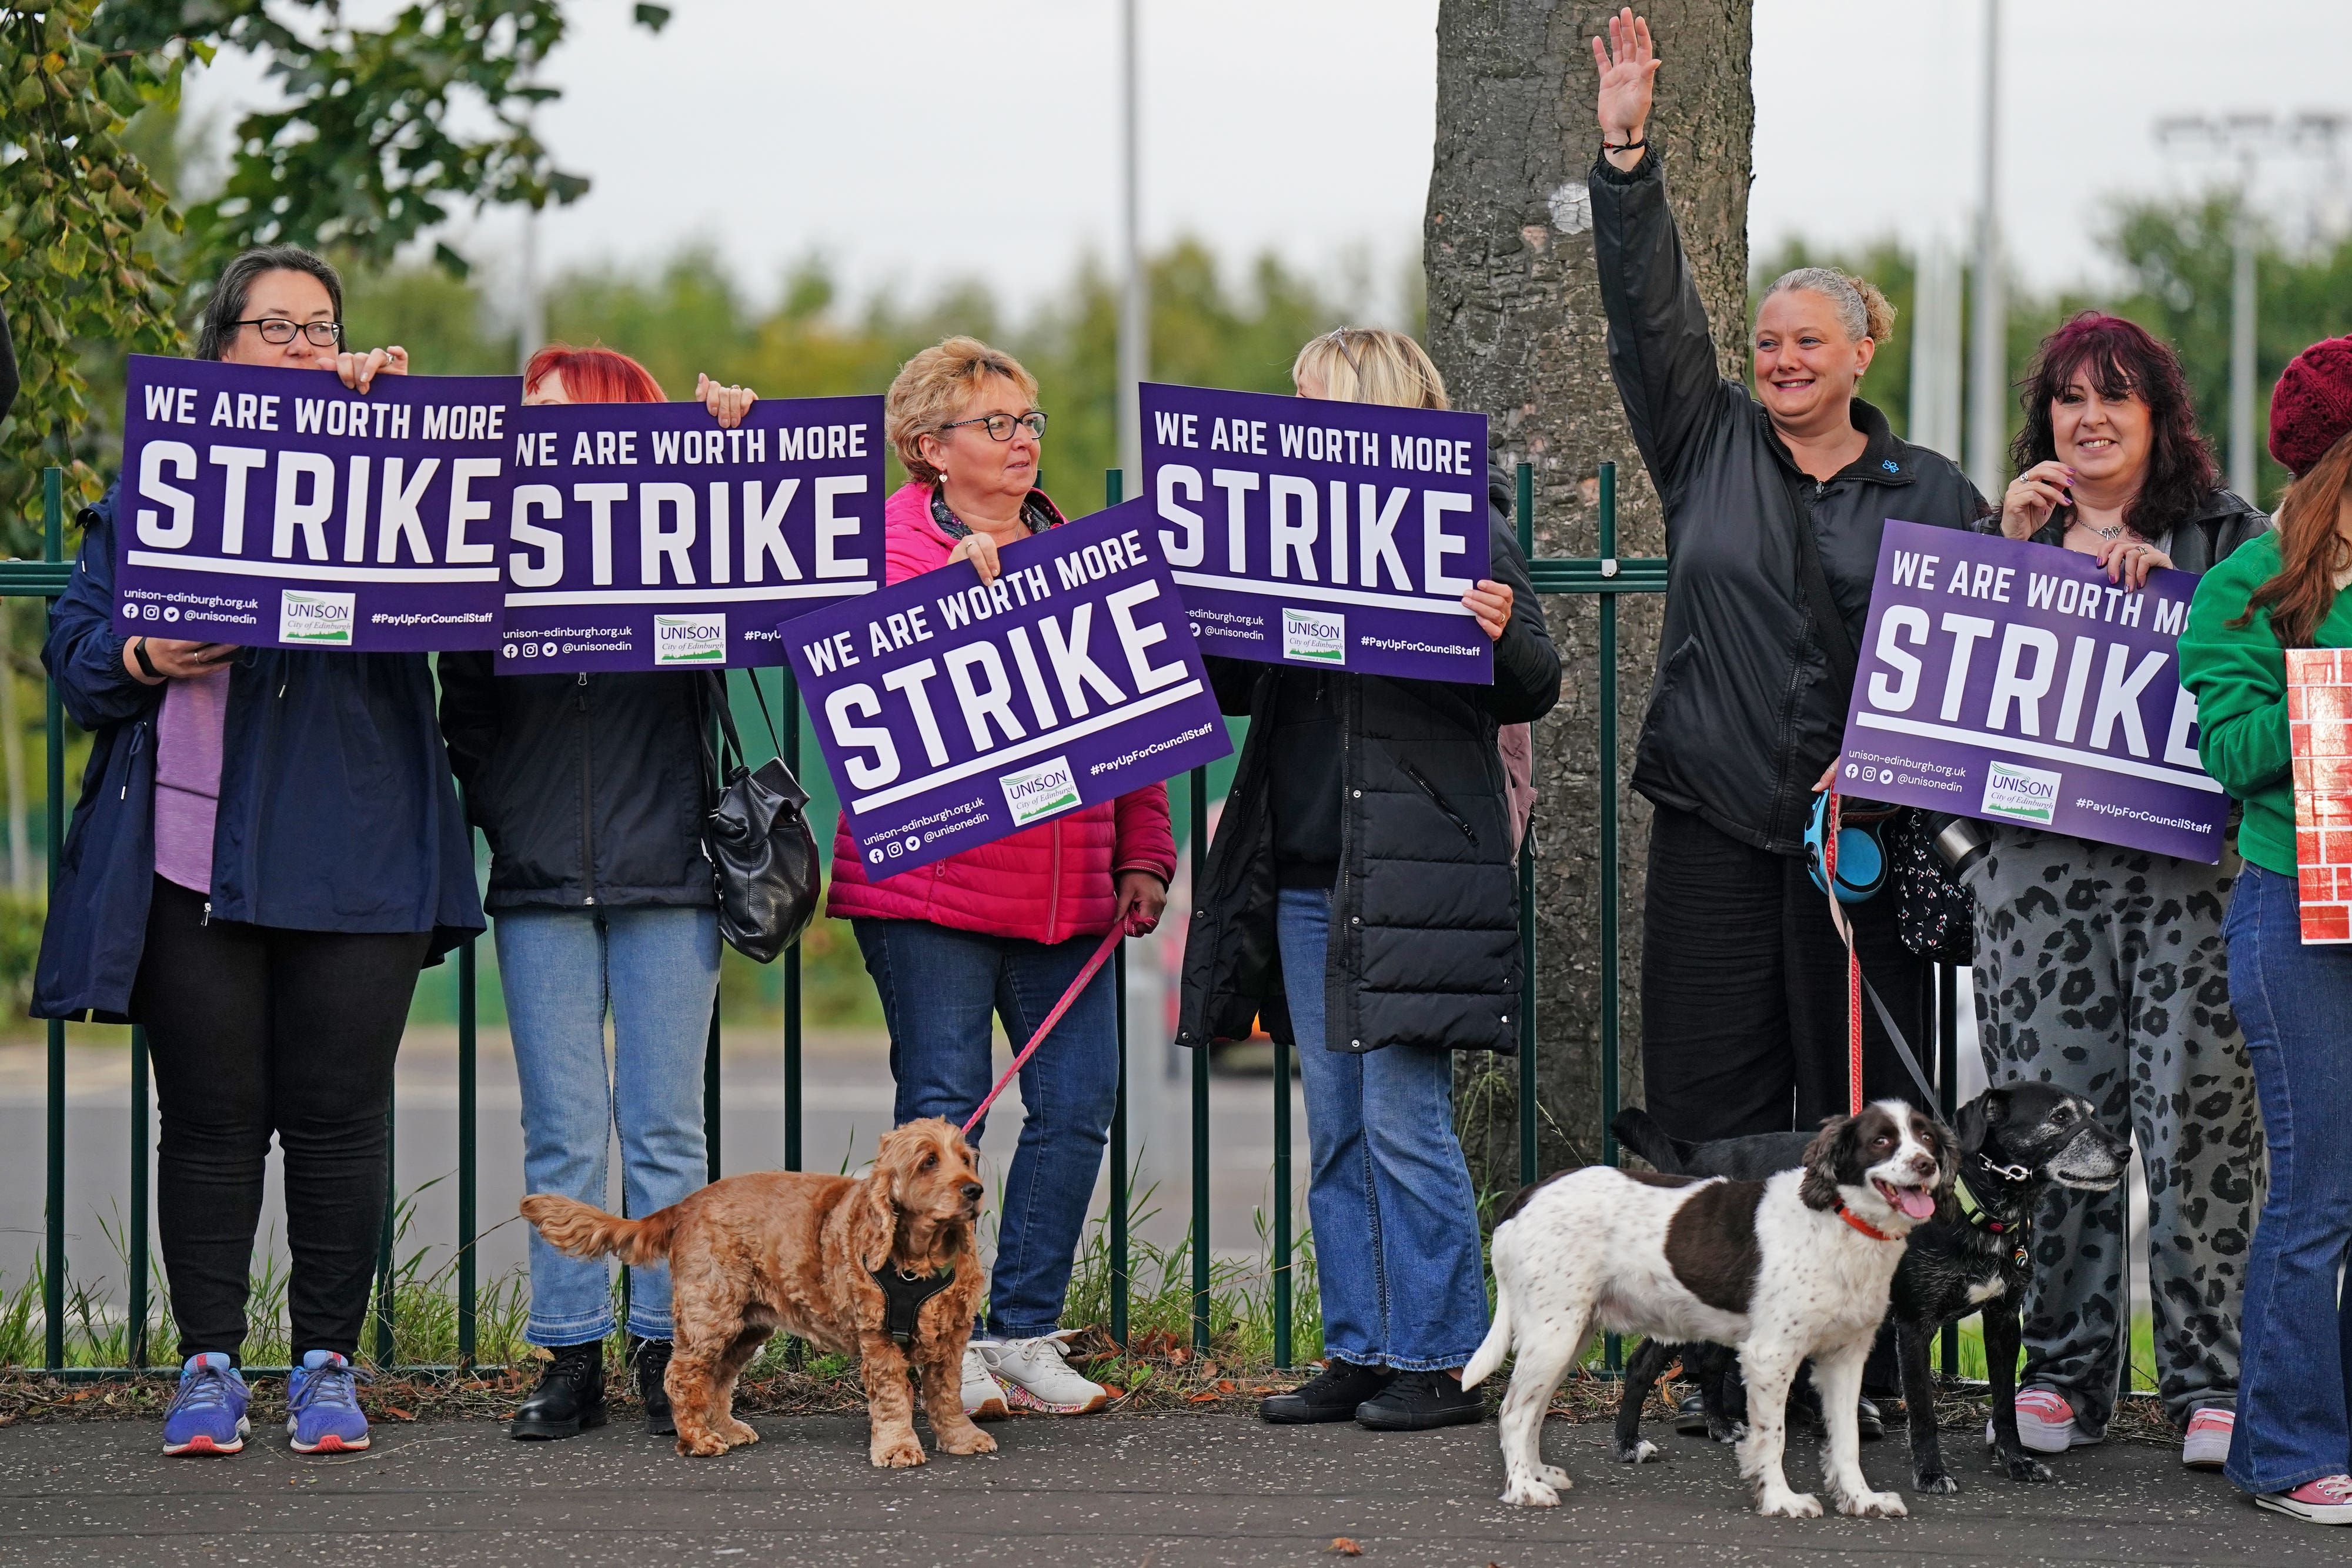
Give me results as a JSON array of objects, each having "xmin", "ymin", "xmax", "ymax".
[
  {"xmin": 132, "ymin": 878, "xmax": 431, "ymax": 1361},
  {"xmin": 1639, "ymin": 805, "xmax": 1929, "ymax": 1144}
]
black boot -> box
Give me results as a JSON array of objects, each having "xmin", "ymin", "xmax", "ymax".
[
  {"xmin": 630, "ymin": 1335, "xmax": 675, "ymax": 1437},
  {"xmin": 509, "ymin": 1341, "xmax": 607, "ymax": 1440},
  {"xmin": 1260, "ymin": 1360, "xmax": 1396, "ymax": 1425}
]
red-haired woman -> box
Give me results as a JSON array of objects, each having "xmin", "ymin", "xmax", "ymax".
[
  {"xmin": 2179, "ymin": 336, "xmax": 2352, "ymax": 1525},
  {"xmin": 438, "ymin": 346, "xmax": 756, "ymax": 1443},
  {"xmin": 1970, "ymin": 313, "xmax": 2266, "ymax": 1470}
]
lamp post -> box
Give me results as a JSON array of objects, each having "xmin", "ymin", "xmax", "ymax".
[
  {"xmin": 2156, "ymin": 112, "xmax": 2350, "ymax": 500},
  {"xmin": 1966, "ymin": 0, "xmax": 2004, "ymax": 500}
]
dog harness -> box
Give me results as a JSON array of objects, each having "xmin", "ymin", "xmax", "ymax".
[
  {"xmin": 871, "ymin": 1264, "xmax": 958, "ymax": 1348},
  {"xmin": 1833, "ymin": 1204, "xmax": 1902, "ymax": 1243}
]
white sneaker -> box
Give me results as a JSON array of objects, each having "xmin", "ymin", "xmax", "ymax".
[
  {"xmin": 2181, "ymin": 1407, "xmax": 2234, "ymax": 1469},
  {"xmin": 972, "ymin": 1331, "xmax": 1111, "ymax": 1415},
  {"xmin": 960, "ymin": 1346, "xmax": 1008, "ymax": 1419}
]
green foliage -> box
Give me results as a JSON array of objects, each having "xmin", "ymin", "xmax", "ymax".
[{"xmin": 0, "ymin": 1, "xmax": 188, "ymax": 535}]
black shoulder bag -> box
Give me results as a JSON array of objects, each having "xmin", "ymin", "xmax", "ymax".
[
  {"xmin": 700, "ymin": 670, "xmax": 821, "ymax": 964},
  {"xmin": 1780, "ymin": 465, "xmax": 1975, "ymax": 966}
]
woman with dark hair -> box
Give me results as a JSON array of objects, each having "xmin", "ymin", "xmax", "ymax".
[
  {"xmin": 33, "ymin": 245, "xmax": 479, "ymax": 1457},
  {"xmin": 437, "ymin": 346, "xmax": 756, "ymax": 1443},
  {"xmin": 2179, "ymin": 335, "xmax": 2352, "ymax": 1525},
  {"xmin": 1969, "ymin": 311, "xmax": 2266, "ymax": 1470}
]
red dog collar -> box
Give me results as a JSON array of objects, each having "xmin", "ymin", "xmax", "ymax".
[{"xmin": 1836, "ymin": 1203, "xmax": 1902, "ymax": 1243}]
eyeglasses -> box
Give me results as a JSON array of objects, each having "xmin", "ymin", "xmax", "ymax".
[
  {"xmin": 236, "ymin": 319, "xmax": 345, "ymax": 347},
  {"xmin": 940, "ymin": 411, "xmax": 1048, "ymax": 442}
]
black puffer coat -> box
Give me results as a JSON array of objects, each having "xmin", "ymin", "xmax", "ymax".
[
  {"xmin": 1177, "ymin": 463, "xmax": 1561, "ymax": 1056},
  {"xmin": 1591, "ymin": 148, "xmax": 1988, "ymax": 857},
  {"xmin": 437, "ymin": 660, "xmax": 716, "ymax": 912}
]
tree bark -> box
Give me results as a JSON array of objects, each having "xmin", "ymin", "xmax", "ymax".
[{"xmin": 1425, "ymin": 2, "xmax": 1754, "ymax": 1189}]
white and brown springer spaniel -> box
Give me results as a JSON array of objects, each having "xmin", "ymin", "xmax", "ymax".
[{"xmin": 1464, "ymin": 1100, "xmax": 1955, "ymax": 1519}]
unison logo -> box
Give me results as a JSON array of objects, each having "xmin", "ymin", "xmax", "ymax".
[
  {"xmin": 1981, "ymin": 760, "xmax": 2061, "ymax": 825},
  {"xmin": 1000, "ymin": 755, "xmax": 1080, "ymax": 828},
  {"xmin": 654, "ymin": 613, "xmax": 727, "ymax": 666},
  {"xmin": 279, "ymin": 589, "xmax": 355, "ymax": 646},
  {"xmin": 1282, "ymin": 606, "xmax": 1345, "ymax": 664}
]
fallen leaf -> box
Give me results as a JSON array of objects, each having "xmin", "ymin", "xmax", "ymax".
[
  {"xmin": 1187, "ymin": 1390, "xmax": 1220, "ymax": 1404},
  {"xmin": 1198, "ymin": 1359, "xmax": 1220, "ymax": 1379},
  {"xmin": 1329, "ymin": 1539, "xmax": 1363, "ymax": 1556},
  {"xmin": 1215, "ymin": 1379, "xmax": 1235, "ymax": 1394},
  {"xmin": 381, "ymin": 1406, "xmax": 416, "ymax": 1421},
  {"xmin": 1167, "ymin": 1347, "xmax": 1190, "ymax": 1367}
]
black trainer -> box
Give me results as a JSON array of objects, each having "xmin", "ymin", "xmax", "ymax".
[
  {"xmin": 1355, "ymin": 1370, "xmax": 1484, "ymax": 1431},
  {"xmin": 1856, "ymin": 1395, "xmax": 1885, "ymax": 1441},
  {"xmin": 1674, "ymin": 1390, "xmax": 1712, "ymax": 1435},
  {"xmin": 509, "ymin": 1341, "xmax": 607, "ymax": 1440},
  {"xmin": 630, "ymin": 1335, "xmax": 675, "ymax": 1437},
  {"xmin": 1260, "ymin": 1360, "xmax": 1396, "ymax": 1425}
]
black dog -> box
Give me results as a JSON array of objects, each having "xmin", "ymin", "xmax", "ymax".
[{"xmin": 1611, "ymin": 1082, "xmax": 2130, "ymax": 1493}]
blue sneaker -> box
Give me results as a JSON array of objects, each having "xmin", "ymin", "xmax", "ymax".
[
  {"xmin": 163, "ymin": 1352, "xmax": 250, "ymax": 1456},
  {"xmin": 286, "ymin": 1350, "xmax": 371, "ymax": 1453}
]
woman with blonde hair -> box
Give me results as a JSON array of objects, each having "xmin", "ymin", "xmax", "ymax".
[
  {"xmin": 2180, "ymin": 335, "xmax": 2352, "ymax": 1526},
  {"xmin": 827, "ymin": 336, "xmax": 1175, "ymax": 1419},
  {"xmin": 1182, "ymin": 325, "xmax": 1561, "ymax": 1430}
]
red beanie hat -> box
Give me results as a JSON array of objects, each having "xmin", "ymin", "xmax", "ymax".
[{"xmin": 2270, "ymin": 334, "xmax": 2352, "ymax": 478}]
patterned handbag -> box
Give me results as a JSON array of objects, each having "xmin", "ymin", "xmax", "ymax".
[{"xmin": 1886, "ymin": 808, "xmax": 1975, "ymax": 964}]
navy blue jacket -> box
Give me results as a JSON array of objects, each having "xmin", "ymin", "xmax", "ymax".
[{"xmin": 32, "ymin": 487, "xmax": 485, "ymax": 1022}]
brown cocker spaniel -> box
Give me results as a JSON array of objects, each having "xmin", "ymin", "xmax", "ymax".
[{"xmin": 520, "ymin": 1117, "xmax": 994, "ymax": 1467}]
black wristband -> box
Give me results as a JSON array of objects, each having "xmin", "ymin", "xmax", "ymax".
[
  {"xmin": 1602, "ymin": 137, "xmax": 1647, "ymax": 155},
  {"xmin": 131, "ymin": 637, "xmax": 161, "ymax": 680}
]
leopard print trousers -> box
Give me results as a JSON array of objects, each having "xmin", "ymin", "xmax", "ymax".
[{"xmin": 1969, "ymin": 827, "xmax": 2264, "ymax": 1434}]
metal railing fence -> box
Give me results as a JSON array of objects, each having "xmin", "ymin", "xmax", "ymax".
[{"xmin": 20, "ymin": 459, "xmax": 1970, "ymax": 1379}]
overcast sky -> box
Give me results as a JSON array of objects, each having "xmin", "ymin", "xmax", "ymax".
[{"xmin": 186, "ymin": 0, "xmax": 2352, "ymax": 316}]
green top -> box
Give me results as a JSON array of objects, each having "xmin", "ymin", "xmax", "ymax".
[{"xmin": 2179, "ymin": 531, "xmax": 2352, "ymax": 877}]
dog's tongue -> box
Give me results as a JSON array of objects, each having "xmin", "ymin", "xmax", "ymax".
[{"xmin": 1894, "ymin": 1186, "xmax": 1936, "ymax": 1221}]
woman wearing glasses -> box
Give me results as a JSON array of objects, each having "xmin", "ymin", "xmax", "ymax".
[
  {"xmin": 34, "ymin": 246, "xmax": 481, "ymax": 1457},
  {"xmin": 827, "ymin": 336, "xmax": 1175, "ymax": 1419},
  {"xmin": 438, "ymin": 346, "xmax": 757, "ymax": 1444}
]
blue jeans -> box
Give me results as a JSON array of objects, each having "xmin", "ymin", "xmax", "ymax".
[
  {"xmin": 497, "ymin": 905, "xmax": 720, "ymax": 1346},
  {"xmin": 1278, "ymin": 887, "xmax": 1489, "ymax": 1370},
  {"xmin": 2221, "ymin": 863, "xmax": 2352, "ymax": 1493},
  {"xmin": 853, "ymin": 918, "xmax": 1119, "ymax": 1339}
]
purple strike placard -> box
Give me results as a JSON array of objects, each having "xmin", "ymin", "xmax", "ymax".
[
  {"xmin": 787, "ymin": 499, "xmax": 1232, "ymax": 877},
  {"xmin": 1835, "ymin": 520, "xmax": 2227, "ymax": 862},
  {"xmin": 1140, "ymin": 382, "xmax": 1492, "ymax": 681},
  {"xmin": 115, "ymin": 356, "xmax": 517, "ymax": 650},
  {"xmin": 499, "ymin": 395, "xmax": 883, "ymax": 671}
]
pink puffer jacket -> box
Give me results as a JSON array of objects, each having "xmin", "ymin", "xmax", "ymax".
[{"xmin": 822, "ymin": 482, "xmax": 1177, "ymax": 943}]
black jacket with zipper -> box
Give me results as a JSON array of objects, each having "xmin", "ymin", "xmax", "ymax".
[
  {"xmin": 1177, "ymin": 461, "xmax": 1561, "ymax": 1056},
  {"xmin": 1591, "ymin": 148, "xmax": 1989, "ymax": 857},
  {"xmin": 437, "ymin": 658, "xmax": 715, "ymax": 912},
  {"xmin": 2016, "ymin": 486, "xmax": 2267, "ymax": 570}
]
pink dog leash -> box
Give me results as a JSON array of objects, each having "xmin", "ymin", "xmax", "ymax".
[{"xmin": 961, "ymin": 921, "xmax": 1131, "ymax": 1136}]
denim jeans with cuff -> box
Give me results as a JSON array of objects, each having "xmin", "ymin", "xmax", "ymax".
[
  {"xmin": 497, "ymin": 905, "xmax": 719, "ymax": 1347},
  {"xmin": 2220, "ymin": 863, "xmax": 2352, "ymax": 1495},
  {"xmin": 853, "ymin": 917, "xmax": 1119, "ymax": 1339},
  {"xmin": 1278, "ymin": 886, "xmax": 1489, "ymax": 1371}
]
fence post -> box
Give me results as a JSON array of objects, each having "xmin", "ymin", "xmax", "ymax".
[
  {"xmin": 1515, "ymin": 464, "xmax": 1539, "ymax": 1188},
  {"xmin": 1189, "ymin": 764, "xmax": 1210, "ymax": 1353},
  {"xmin": 374, "ymin": 1102, "xmax": 396, "ymax": 1365},
  {"xmin": 457, "ymin": 914, "xmax": 479, "ymax": 1368},
  {"xmin": 1937, "ymin": 963, "xmax": 1959, "ymax": 1379},
  {"xmin": 129, "ymin": 1026, "xmax": 149, "ymax": 1368},
  {"xmin": 779, "ymin": 666, "xmax": 803, "ymax": 1173},
  {"xmin": 44, "ymin": 467, "xmax": 65, "ymax": 1376},
  {"xmin": 1598, "ymin": 459, "xmax": 1623, "ymax": 1374},
  {"xmin": 1104, "ymin": 471, "xmax": 1131, "ymax": 1346}
]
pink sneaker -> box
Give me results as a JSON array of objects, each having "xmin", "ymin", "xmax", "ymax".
[
  {"xmin": 2256, "ymin": 1475, "xmax": 2352, "ymax": 1526},
  {"xmin": 2181, "ymin": 1407, "xmax": 2234, "ymax": 1469},
  {"xmin": 1986, "ymin": 1388, "xmax": 2079, "ymax": 1455}
]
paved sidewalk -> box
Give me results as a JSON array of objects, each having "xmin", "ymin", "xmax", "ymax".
[{"xmin": 0, "ymin": 1409, "xmax": 2323, "ymax": 1567}]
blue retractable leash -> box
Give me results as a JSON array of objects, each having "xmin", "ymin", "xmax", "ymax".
[{"xmin": 1805, "ymin": 789, "xmax": 1885, "ymax": 904}]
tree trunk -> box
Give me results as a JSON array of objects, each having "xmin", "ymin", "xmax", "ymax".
[{"xmin": 1425, "ymin": 2, "xmax": 1754, "ymax": 1190}]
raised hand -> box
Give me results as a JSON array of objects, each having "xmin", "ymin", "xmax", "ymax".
[{"xmin": 1593, "ymin": 8, "xmax": 1660, "ymax": 165}]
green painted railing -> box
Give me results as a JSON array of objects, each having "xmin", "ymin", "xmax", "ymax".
[{"xmin": 22, "ymin": 459, "xmax": 1968, "ymax": 1380}]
